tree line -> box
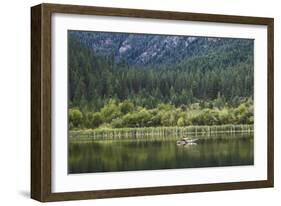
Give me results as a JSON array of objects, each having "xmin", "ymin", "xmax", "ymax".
[{"xmin": 69, "ymin": 98, "xmax": 253, "ymax": 130}]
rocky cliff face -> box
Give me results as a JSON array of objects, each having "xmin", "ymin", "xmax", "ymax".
[{"xmin": 69, "ymin": 31, "xmax": 252, "ymax": 66}]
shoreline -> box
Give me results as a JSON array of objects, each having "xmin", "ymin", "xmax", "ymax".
[{"xmin": 69, "ymin": 124, "xmax": 253, "ymax": 141}]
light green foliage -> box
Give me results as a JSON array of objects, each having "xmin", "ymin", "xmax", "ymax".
[
  {"xmin": 233, "ymin": 100, "xmax": 254, "ymax": 124},
  {"xmin": 89, "ymin": 112, "xmax": 103, "ymax": 128},
  {"xmin": 69, "ymin": 97, "xmax": 253, "ymax": 129},
  {"xmin": 100, "ymin": 99, "xmax": 121, "ymax": 123},
  {"xmin": 177, "ymin": 117, "xmax": 185, "ymax": 127},
  {"xmin": 69, "ymin": 108, "xmax": 83, "ymax": 129},
  {"xmin": 119, "ymin": 100, "xmax": 134, "ymax": 114},
  {"xmin": 111, "ymin": 118, "xmax": 123, "ymax": 128},
  {"xmin": 122, "ymin": 108, "xmax": 152, "ymax": 127}
]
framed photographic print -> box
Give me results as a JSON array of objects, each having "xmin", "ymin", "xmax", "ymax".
[{"xmin": 31, "ymin": 3, "xmax": 274, "ymax": 202}]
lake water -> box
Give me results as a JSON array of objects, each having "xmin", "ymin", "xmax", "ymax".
[{"xmin": 68, "ymin": 133, "xmax": 253, "ymax": 174}]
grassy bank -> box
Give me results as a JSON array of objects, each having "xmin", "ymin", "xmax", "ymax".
[{"xmin": 69, "ymin": 124, "xmax": 253, "ymax": 141}]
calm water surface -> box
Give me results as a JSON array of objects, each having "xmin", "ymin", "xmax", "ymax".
[{"xmin": 68, "ymin": 133, "xmax": 253, "ymax": 173}]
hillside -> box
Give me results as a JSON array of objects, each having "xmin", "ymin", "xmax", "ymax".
[
  {"xmin": 68, "ymin": 30, "xmax": 254, "ymax": 112},
  {"xmin": 69, "ymin": 31, "xmax": 253, "ymax": 66}
]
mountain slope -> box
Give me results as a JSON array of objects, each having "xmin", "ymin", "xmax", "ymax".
[
  {"xmin": 68, "ymin": 31, "xmax": 253, "ymax": 66},
  {"xmin": 68, "ymin": 32, "xmax": 254, "ymax": 111}
]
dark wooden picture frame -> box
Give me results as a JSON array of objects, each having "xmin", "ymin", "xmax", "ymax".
[{"xmin": 31, "ymin": 3, "xmax": 274, "ymax": 202}]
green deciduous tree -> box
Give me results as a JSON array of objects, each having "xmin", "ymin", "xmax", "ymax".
[{"xmin": 69, "ymin": 108, "xmax": 83, "ymax": 128}]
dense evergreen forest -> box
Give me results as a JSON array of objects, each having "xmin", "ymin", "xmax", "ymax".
[{"xmin": 68, "ymin": 31, "xmax": 254, "ymax": 130}]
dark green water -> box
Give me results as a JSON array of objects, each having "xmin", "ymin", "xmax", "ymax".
[{"xmin": 68, "ymin": 133, "xmax": 253, "ymax": 174}]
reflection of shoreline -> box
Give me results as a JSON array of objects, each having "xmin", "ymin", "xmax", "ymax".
[
  {"xmin": 69, "ymin": 124, "xmax": 253, "ymax": 142},
  {"xmin": 68, "ymin": 133, "xmax": 254, "ymax": 173}
]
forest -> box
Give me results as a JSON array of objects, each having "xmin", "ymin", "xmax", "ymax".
[{"xmin": 68, "ymin": 32, "xmax": 254, "ymax": 130}]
